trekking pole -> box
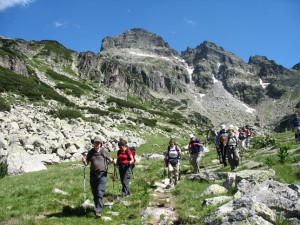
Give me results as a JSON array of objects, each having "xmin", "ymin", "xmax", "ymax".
[{"xmin": 83, "ymin": 165, "xmax": 87, "ymax": 215}]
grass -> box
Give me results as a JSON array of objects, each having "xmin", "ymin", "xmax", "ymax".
[{"xmin": 0, "ymin": 131, "xmax": 299, "ymax": 224}]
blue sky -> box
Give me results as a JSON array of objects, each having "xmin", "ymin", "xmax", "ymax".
[{"xmin": 0, "ymin": 0, "xmax": 299, "ymax": 68}]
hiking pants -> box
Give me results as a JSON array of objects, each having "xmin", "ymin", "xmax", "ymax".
[
  {"xmin": 190, "ymin": 152, "xmax": 202, "ymax": 173},
  {"xmin": 227, "ymin": 146, "xmax": 239, "ymax": 170},
  {"xmin": 90, "ymin": 171, "xmax": 107, "ymax": 214},
  {"xmin": 219, "ymin": 143, "xmax": 227, "ymax": 167},
  {"xmin": 168, "ymin": 162, "xmax": 180, "ymax": 184},
  {"xmin": 216, "ymin": 146, "xmax": 222, "ymax": 163},
  {"xmin": 238, "ymin": 139, "xmax": 247, "ymax": 154},
  {"xmin": 118, "ymin": 164, "xmax": 132, "ymax": 197},
  {"xmin": 294, "ymin": 126, "xmax": 300, "ymax": 141},
  {"xmin": 245, "ymin": 137, "xmax": 250, "ymax": 148}
]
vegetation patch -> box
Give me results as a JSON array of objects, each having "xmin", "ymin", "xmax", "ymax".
[
  {"xmin": 107, "ymin": 96, "xmax": 147, "ymax": 110},
  {"xmin": 0, "ymin": 67, "xmax": 75, "ymax": 106},
  {"xmin": 0, "ymin": 96, "xmax": 11, "ymax": 112},
  {"xmin": 49, "ymin": 108, "xmax": 83, "ymax": 119}
]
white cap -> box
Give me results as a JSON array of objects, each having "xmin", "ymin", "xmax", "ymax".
[
  {"xmin": 221, "ymin": 124, "xmax": 226, "ymax": 129},
  {"xmin": 189, "ymin": 134, "xmax": 195, "ymax": 139},
  {"xmin": 229, "ymin": 124, "xmax": 234, "ymax": 129}
]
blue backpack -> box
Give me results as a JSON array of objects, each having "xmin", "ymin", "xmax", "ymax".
[{"xmin": 293, "ymin": 118, "xmax": 300, "ymax": 127}]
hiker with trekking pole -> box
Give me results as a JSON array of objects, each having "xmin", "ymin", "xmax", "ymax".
[{"xmin": 82, "ymin": 136, "xmax": 115, "ymax": 219}]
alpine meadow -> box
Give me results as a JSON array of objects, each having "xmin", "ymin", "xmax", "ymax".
[{"xmin": 0, "ymin": 28, "xmax": 300, "ymax": 224}]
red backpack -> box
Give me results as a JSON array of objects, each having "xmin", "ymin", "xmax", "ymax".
[{"xmin": 126, "ymin": 147, "xmax": 136, "ymax": 168}]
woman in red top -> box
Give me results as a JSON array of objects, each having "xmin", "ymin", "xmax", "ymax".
[{"xmin": 117, "ymin": 139, "xmax": 134, "ymax": 197}]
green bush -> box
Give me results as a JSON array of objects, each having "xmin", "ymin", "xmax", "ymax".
[
  {"xmin": 252, "ymin": 136, "xmax": 276, "ymax": 149},
  {"xmin": 139, "ymin": 117, "xmax": 157, "ymax": 127},
  {"xmin": 0, "ymin": 97, "xmax": 10, "ymax": 112},
  {"xmin": 0, "ymin": 67, "xmax": 75, "ymax": 107},
  {"xmin": 169, "ymin": 119, "xmax": 182, "ymax": 126},
  {"xmin": 80, "ymin": 107, "xmax": 110, "ymax": 116},
  {"xmin": 108, "ymin": 107, "xmax": 122, "ymax": 113},
  {"xmin": 50, "ymin": 108, "xmax": 83, "ymax": 119},
  {"xmin": 0, "ymin": 161, "xmax": 8, "ymax": 178},
  {"xmin": 107, "ymin": 96, "xmax": 147, "ymax": 110},
  {"xmin": 277, "ymin": 144, "xmax": 290, "ymax": 164}
]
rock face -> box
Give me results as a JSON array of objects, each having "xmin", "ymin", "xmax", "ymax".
[
  {"xmin": 190, "ymin": 170, "xmax": 300, "ymax": 225},
  {"xmin": 1, "ymin": 28, "xmax": 300, "ymax": 130}
]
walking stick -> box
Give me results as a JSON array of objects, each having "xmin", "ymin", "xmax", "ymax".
[{"xmin": 83, "ymin": 165, "xmax": 87, "ymax": 215}]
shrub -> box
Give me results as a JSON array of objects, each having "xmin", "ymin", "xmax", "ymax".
[
  {"xmin": 50, "ymin": 108, "xmax": 83, "ymax": 119},
  {"xmin": 139, "ymin": 117, "xmax": 157, "ymax": 127},
  {"xmin": 0, "ymin": 160, "xmax": 8, "ymax": 178},
  {"xmin": 252, "ymin": 136, "xmax": 276, "ymax": 149},
  {"xmin": 80, "ymin": 107, "xmax": 110, "ymax": 116},
  {"xmin": 265, "ymin": 157, "xmax": 274, "ymax": 167},
  {"xmin": 107, "ymin": 96, "xmax": 147, "ymax": 110},
  {"xmin": 169, "ymin": 119, "xmax": 182, "ymax": 126},
  {"xmin": 108, "ymin": 107, "xmax": 122, "ymax": 113},
  {"xmin": 277, "ymin": 144, "xmax": 290, "ymax": 164},
  {"xmin": 0, "ymin": 96, "xmax": 11, "ymax": 112}
]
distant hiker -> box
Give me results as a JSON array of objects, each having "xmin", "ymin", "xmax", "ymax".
[
  {"xmin": 206, "ymin": 128, "xmax": 216, "ymax": 144},
  {"xmin": 163, "ymin": 138, "xmax": 182, "ymax": 187},
  {"xmin": 238, "ymin": 127, "xmax": 247, "ymax": 154},
  {"xmin": 117, "ymin": 139, "xmax": 134, "ymax": 197},
  {"xmin": 226, "ymin": 129, "xmax": 239, "ymax": 171},
  {"xmin": 188, "ymin": 134, "xmax": 204, "ymax": 174},
  {"xmin": 216, "ymin": 125, "xmax": 228, "ymax": 167},
  {"xmin": 292, "ymin": 113, "xmax": 300, "ymax": 142},
  {"xmin": 82, "ymin": 136, "xmax": 115, "ymax": 218},
  {"xmin": 244, "ymin": 125, "xmax": 251, "ymax": 149}
]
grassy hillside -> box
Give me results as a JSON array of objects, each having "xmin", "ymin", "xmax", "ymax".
[{"xmin": 0, "ymin": 132, "xmax": 299, "ymax": 224}]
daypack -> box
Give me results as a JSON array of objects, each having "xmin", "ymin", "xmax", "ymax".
[
  {"xmin": 227, "ymin": 135, "xmax": 238, "ymax": 146},
  {"xmin": 238, "ymin": 132, "xmax": 246, "ymax": 140},
  {"xmin": 219, "ymin": 134, "xmax": 227, "ymax": 143},
  {"xmin": 293, "ymin": 118, "xmax": 300, "ymax": 127},
  {"xmin": 167, "ymin": 145, "xmax": 180, "ymax": 164},
  {"xmin": 189, "ymin": 138, "xmax": 203, "ymax": 153},
  {"xmin": 126, "ymin": 146, "xmax": 136, "ymax": 168}
]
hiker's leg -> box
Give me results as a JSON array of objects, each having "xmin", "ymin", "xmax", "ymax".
[
  {"xmin": 234, "ymin": 148, "xmax": 240, "ymax": 168},
  {"xmin": 174, "ymin": 163, "xmax": 179, "ymax": 185},
  {"xmin": 191, "ymin": 153, "xmax": 199, "ymax": 173},
  {"xmin": 122, "ymin": 166, "xmax": 132, "ymax": 196},
  {"xmin": 227, "ymin": 149, "xmax": 234, "ymax": 170},
  {"xmin": 90, "ymin": 173, "xmax": 107, "ymax": 214},
  {"xmin": 119, "ymin": 165, "xmax": 127, "ymax": 196},
  {"xmin": 220, "ymin": 144, "xmax": 227, "ymax": 166},
  {"xmin": 168, "ymin": 163, "xmax": 174, "ymax": 184}
]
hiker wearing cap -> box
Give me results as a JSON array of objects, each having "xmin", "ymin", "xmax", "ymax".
[
  {"xmin": 117, "ymin": 139, "xmax": 134, "ymax": 197},
  {"xmin": 216, "ymin": 125, "xmax": 228, "ymax": 167},
  {"xmin": 188, "ymin": 134, "xmax": 204, "ymax": 174},
  {"xmin": 163, "ymin": 138, "xmax": 182, "ymax": 187},
  {"xmin": 82, "ymin": 136, "xmax": 115, "ymax": 218}
]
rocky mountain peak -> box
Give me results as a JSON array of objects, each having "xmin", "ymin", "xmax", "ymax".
[{"xmin": 100, "ymin": 28, "xmax": 179, "ymax": 57}]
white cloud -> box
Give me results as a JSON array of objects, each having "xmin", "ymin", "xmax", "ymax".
[
  {"xmin": 184, "ymin": 18, "xmax": 197, "ymax": 25},
  {"xmin": 54, "ymin": 21, "xmax": 67, "ymax": 28},
  {"xmin": 0, "ymin": 0, "xmax": 35, "ymax": 12}
]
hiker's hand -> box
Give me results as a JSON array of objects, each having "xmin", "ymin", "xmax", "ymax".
[{"xmin": 82, "ymin": 156, "xmax": 87, "ymax": 166}]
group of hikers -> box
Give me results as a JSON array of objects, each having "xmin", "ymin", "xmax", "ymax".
[
  {"xmin": 80, "ymin": 112, "xmax": 300, "ymax": 219},
  {"xmin": 81, "ymin": 125, "xmax": 252, "ymax": 218}
]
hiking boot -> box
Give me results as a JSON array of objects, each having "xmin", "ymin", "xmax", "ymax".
[{"xmin": 95, "ymin": 212, "xmax": 101, "ymax": 218}]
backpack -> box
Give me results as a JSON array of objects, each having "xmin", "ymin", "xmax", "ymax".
[
  {"xmin": 293, "ymin": 118, "xmax": 300, "ymax": 127},
  {"xmin": 227, "ymin": 135, "xmax": 238, "ymax": 146},
  {"xmin": 238, "ymin": 132, "xmax": 246, "ymax": 140},
  {"xmin": 167, "ymin": 145, "xmax": 180, "ymax": 164},
  {"xmin": 126, "ymin": 146, "xmax": 136, "ymax": 168},
  {"xmin": 219, "ymin": 133, "xmax": 227, "ymax": 143}
]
